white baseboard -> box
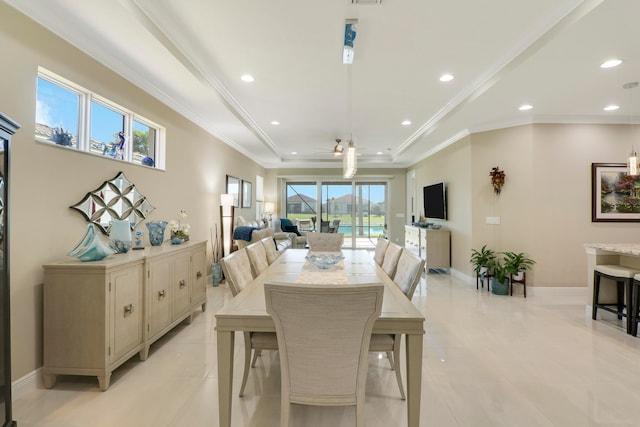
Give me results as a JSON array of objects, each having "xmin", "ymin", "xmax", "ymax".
[{"xmin": 12, "ymin": 367, "xmax": 41, "ymax": 401}]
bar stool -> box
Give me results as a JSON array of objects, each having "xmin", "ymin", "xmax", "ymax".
[
  {"xmin": 631, "ymin": 274, "xmax": 640, "ymax": 337},
  {"xmin": 592, "ymin": 265, "xmax": 639, "ymax": 334}
]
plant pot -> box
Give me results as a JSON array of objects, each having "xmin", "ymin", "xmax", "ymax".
[
  {"xmin": 490, "ymin": 277, "xmax": 509, "ymax": 295},
  {"xmin": 512, "ymin": 271, "xmax": 524, "ymax": 281},
  {"xmin": 211, "ymin": 262, "xmax": 222, "ymax": 287}
]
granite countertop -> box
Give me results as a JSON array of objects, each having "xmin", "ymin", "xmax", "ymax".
[{"xmin": 584, "ymin": 243, "xmax": 640, "ymax": 255}]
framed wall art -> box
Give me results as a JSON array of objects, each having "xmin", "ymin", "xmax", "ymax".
[
  {"xmin": 591, "ymin": 162, "xmax": 640, "ymax": 222},
  {"xmin": 242, "ymin": 180, "xmax": 252, "ymax": 208},
  {"xmin": 226, "ymin": 175, "xmax": 240, "ymax": 208}
]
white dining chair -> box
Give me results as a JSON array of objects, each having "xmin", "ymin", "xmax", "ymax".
[
  {"xmin": 380, "ymin": 242, "xmax": 403, "ymax": 277},
  {"xmin": 369, "ymin": 249, "xmax": 424, "ymax": 400},
  {"xmin": 260, "ymin": 236, "xmax": 280, "ymax": 265},
  {"xmin": 264, "ymin": 282, "xmax": 383, "ymax": 427},
  {"xmin": 373, "ymin": 237, "xmax": 389, "ymax": 266},
  {"xmin": 246, "ymin": 241, "xmax": 269, "ymax": 277},
  {"xmin": 221, "ymin": 248, "xmax": 278, "ymax": 397},
  {"xmin": 307, "ymin": 232, "xmax": 344, "ymax": 252}
]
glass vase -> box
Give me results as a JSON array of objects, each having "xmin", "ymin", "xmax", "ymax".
[
  {"xmin": 109, "ymin": 219, "xmax": 132, "ymax": 253},
  {"xmin": 68, "ymin": 224, "xmax": 116, "ymax": 262},
  {"xmin": 146, "ymin": 221, "xmax": 167, "ymax": 246}
]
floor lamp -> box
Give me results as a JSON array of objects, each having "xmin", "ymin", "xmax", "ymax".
[{"xmin": 220, "ymin": 194, "xmax": 235, "ymax": 257}]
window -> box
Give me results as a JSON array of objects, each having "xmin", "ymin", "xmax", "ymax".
[{"xmin": 35, "ymin": 68, "xmax": 165, "ymax": 169}]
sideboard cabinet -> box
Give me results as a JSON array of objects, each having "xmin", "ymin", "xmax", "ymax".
[
  {"xmin": 43, "ymin": 241, "xmax": 207, "ymax": 390},
  {"xmin": 404, "ymin": 225, "xmax": 451, "ymax": 271}
]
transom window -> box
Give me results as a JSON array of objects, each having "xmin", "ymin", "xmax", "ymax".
[{"xmin": 35, "ymin": 67, "xmax": 165, "ymax": 169}]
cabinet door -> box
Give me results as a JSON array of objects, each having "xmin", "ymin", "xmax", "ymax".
[
  {"xmin": 191, "ymin": 247, "xmax": 206, "ymax": 307},
  {"xmin": 172, "ymin": 251, "xmax": 191, "ymax": 319},
  {"xmin": 110, "ymin": 265, "xmax": 143, "ymax": 362},
  {"xmin": 147, "ymin": 257, "xmax": 172, "ymax": 338}
]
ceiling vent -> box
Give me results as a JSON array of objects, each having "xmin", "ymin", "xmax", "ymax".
[{"xmin": 351, "ymin": 0, "xmax": 382, "ymax": 4}]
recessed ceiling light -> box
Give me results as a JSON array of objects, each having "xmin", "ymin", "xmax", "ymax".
[
  {"xmin": 601, "ymin": 59, "xmax": 622, "ymax": 69},
  {"xmin": 377, "ymin": 151, "xmax": 383, "ymax": 155},
  {"xmin": 518, "ymin": 104, "xmax": 533, "ymax": 111},
  {"xmin": 240, "ymin": 74, "xmax": 255, "ymax": 82},
  {"xmin": 271, "ymin": 121, "xmax": 280, "ymax": 125},
  {"xmin": 439, "ymin": 73, "xmax": 454, "ymax": 82},
  {"xmin": 291, "ymin": 151, "xmax": 297, "ymax": 155},
  {"xmin": 401, "ymin": 120, "xmax": 412, "ymax": 126},
  {"xmin": 604, "ymin": 105, "xmax": 620, "ymax": 111}
]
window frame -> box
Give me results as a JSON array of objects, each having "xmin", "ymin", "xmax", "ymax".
[{"xmin": 36, "ymin": 67, "xmax": 166, "ymax": 170}]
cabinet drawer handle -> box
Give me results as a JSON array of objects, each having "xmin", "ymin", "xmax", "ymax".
[
  {"xmin": 124, "ymin": 304, "xmax": 133, "ymax": 315},
  {"xmin": 196, "ymin": 271, "xmax": 202, "ymax": 279},
  {"xmin": 158, "ymin": 290, "xmax": 166, "ymax": 299},
  {"xmin": 179, "ymin": 279, "xmax": 186, "ymax": 288}
]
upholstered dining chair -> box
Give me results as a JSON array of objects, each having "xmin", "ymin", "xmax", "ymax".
[
  {"xmin": 220, "ymin": 249, "xmax": 278, "ymax": 397},
  {"xmin": 380, "ymin": 242, "xmax": 403, "ymax": 277},
  {"xmin": 246, "ymin": 241, "xmax": 270, "ymax": 277},
  {"xmin": 369, "ymin": 249, "xmax": 424, "ymax": 400},
  {"xmin": 307, "ymin": 232, "xmax": 344, "ymax": 252},
  {"xmin": 373, "ymin": 237, "xmax": 389, "ymax": 266},
  {"xmin": 260, "ymin": 236, "xmax": 280, "ymax": 265},
  {"xmin": 264, "ymin": 282, "xmax": 383, "ymax": 427}
]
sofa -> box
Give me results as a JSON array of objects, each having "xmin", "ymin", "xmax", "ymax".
[
  {"xmin": 272, "ymin": 218, "xmax": 308, "ymax": 249},
  {"xmin": 233, "ymin": 218, "xmax": 292, "ymax": 252}
]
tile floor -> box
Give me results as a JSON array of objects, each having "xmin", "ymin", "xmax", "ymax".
[{"xmin": 13, "ymin": 270, "xmax": 640, "ymax": 426}]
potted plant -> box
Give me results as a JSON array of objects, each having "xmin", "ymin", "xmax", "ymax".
[
  {"xmin": 487, "ymin": 255, "xmax": 511, "ymax": 295},
  {"xmin": 503, "ymin": 251, "xmax": 535, "ymax": 281},
  {"xmin": 210, "ymin": 224, "xmax": 222, "ymax": 287},
  {"xmin": 470, "ymin": 245, "xmax": 496, "ymax": 278}
]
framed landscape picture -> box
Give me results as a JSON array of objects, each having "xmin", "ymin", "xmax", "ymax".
[
  {"xmin": 242, "ymin": 180, "xmax": 252, "ymax": 208},
  {"xmin": 591, "ymin": 162, "xmax": 640, "ymax": 222},
  {"xmin": 226, "ymin": 175, "xmax": 240, "ymax": 208}
]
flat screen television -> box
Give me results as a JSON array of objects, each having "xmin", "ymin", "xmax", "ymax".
[{"xmin": 423, "ymin": 182, "xmax": 447, "ymax": 220}]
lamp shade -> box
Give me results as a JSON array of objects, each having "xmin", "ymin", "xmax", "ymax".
[
  {"xmin": 264, "ymin": 202, "xmax": 275, "ymax": 213},
  {"xmin": 220, "ymin": 193, "xmax": 234, "ymax": 207}
]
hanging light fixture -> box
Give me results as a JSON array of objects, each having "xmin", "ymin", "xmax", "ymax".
[
  {"xmin": 333, "ymin": 138, "xmax": 344, "ymax": 157},
  {"xmin": 625, "ymin": 81, "xmax": 639, "ymax": 176},
  {"xmin": 343, "ymin": 19, "xmax": 358, "ymax": 179}
]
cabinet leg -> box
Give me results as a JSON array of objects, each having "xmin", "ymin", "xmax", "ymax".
[
  {"xmin": 140, "ymin": 346, "xmax": 149, "ymax": 361},
  {"xmin": 42, "ymin": 373, "xmax": 57, "ymax": 389},
  {"xmin": 185, "ymin": 312, "xmax": 194, "ymax": 325},
  {"xmin": 97, "ymin": 373, "xmax": 111, "ymax": 391},
  {"xmin": 201, "ymin": 302, "xmax": 207, "ymax": 312}
]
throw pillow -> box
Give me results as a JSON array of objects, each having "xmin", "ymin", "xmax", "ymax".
[{"xmin": 283, "ymin": 224, "xmax": 301, "ymax": 236}]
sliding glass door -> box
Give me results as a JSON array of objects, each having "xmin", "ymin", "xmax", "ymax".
[{"xmin": 285, "ymin": 180, "xmax": 386, "ymax": 249}]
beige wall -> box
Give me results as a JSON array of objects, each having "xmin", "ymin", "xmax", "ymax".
[
  {"xmin": 1, "ymin": 4, "xmax": 264, "ymax": 380},
  {"xmin": 267, "ymin": 168, "xmax": 407, "ymax": 245},
  {"xmin": 410, "ymin": 123, "xmax": 640, "ymax": 287}
]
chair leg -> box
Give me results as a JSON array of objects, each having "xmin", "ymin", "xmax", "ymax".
[
  {"xmin": 251, "ymin": 349, "xmax": 262, "ymax": 368},
  {"xmin": 617, "ymin": 281, "xmax": 624, "ymax": 320},
  {"xmin": 592, "ymin": 273, "xmax": 600, "ymax": 320},
  {"xmin": 392, "ymin": 334, "xmax": 406, "ymax": 400},
  {"xmin": 625, "ymin": 278, "xmax": 633, "ymax": 334},
  {"xmin": 239, "ymin": 332, "xmax": 252, "ymax": 397},
  {"xmin": 633, "ymin": 282, "xmax": 640, "ymax": 336},
  {"xmin": 386, "ymin": 351, "xmax": 394, "ymax": 369}
]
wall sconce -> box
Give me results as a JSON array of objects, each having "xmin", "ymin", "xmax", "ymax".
[{"xmin": 220, "ymin": 193, "xmax": 235, "ymax": 257}]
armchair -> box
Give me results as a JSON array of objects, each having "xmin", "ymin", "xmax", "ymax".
[{"xmin": 272, "ymin": 218, "xmax": 307, "ymax": 249}]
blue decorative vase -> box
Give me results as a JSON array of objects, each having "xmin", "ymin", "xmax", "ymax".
[
  {"xmin": 109, "ymin": 219, "xmax": 132, "ymax": 253},
  {"xmin": 211, "ymin": 262, "xmax": 222, "ymax": 287},
  {"xmin": 146, "ymin": 221, "xmax": 167, "ymax": 246},
  {"xmin": 68, "ymin": 224, "xmax": 116, "ymax": 262}
]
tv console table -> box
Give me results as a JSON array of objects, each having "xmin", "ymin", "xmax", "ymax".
[{"xmin": 404, "ymin": 225, "xmax": 451, "ymax": 271}]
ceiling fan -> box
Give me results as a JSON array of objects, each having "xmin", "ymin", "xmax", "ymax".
[{"xmin": 309, "ymin": 138, "xmax": 345, "ymax": 157}]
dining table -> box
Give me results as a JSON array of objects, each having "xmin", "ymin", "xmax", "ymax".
[{"xmin": 215, "ymin": 248, "xmax": 425, "ymax": 427}]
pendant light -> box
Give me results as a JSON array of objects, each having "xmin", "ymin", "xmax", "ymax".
[
  {"xmin": 343, "ymin": 19, "xmax": 358, "ymax": 179},
  {"xmin": 625, "ymin": 81, "xmax": 639, "ymax": 176}
]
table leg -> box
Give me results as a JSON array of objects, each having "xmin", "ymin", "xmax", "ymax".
[
  {"xmin": 217, "ymin": 330, "xmax": 235, "ymax": 427},
  {"xmin": 405, "ymin": 333, "xmax": 423, "ymax": 427}
]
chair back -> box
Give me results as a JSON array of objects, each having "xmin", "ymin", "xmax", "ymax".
[
  {"xmin": 330, "ymin": 219, "xmax": 341, "ymax": 233},
  {"xmin": 319, "ymin": 220, "xmax": 330, "ymax": 232},
  {"xmin": 381, "ymin": 243, "xmax": 403, "ymax": 277},
  {"xmin": 246, "ymin": 241, "xmax": 269, "ymax": 277},
  {"xmin": 296, "ymin": 219, "xmax": 312, "ymax": 231},
  {"xmin": 260, "ymin": 237, "xmax": 280, "ymax": 264},
  {"xmin": 307, "ymin": 232, "xmax": 344, "ymax": 252},
  {"xmin": 264, "ymin": 282, "xmax": 383, "ymax": 407},
  {"xmin": 220, "ymin": 248, "xmax": 254, "ymax": 296},
  {"xmin": 393, "ymin": 250, "xmax": 425, "ymax": 299},
  {"xmin": 373, "ymin": 238, "xmax": 389, "ymax": 266}
]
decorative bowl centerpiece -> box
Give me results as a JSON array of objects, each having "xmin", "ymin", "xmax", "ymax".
[{"xmin": 305, "ymin": 253, "xmax": 345, "ymax": 269}]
